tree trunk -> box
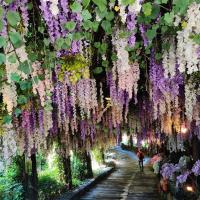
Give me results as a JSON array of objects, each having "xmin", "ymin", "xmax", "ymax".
[
  {"xmin": 31, "ymin": 154, "xmax": 38, "ymax": 200},
  {"xmin": 21, "ymin": 154, "xmax": 29, "ymax": 199},
  {"xmin": 63, "ymin": 155, "xmax": 72, "ymax": 190},
  {"xmin": 85, "ymin": 151, "xmax": 93, "ymax": 178},
  {"xmin": 100, "ymin": 148, "xmax": 105, "ymax": 164},
  {"xmin": 129, "ymin": 135, "xmax": 133, "ymax": 149}
]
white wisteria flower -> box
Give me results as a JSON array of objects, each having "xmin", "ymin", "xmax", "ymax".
[{"xmin": 177, "ymin": 2, "xmax": 200, "ymax": 74}]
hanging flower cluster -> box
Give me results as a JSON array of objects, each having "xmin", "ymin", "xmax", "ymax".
[
  {"xmin": 161, "ymin": 162, "xmax": 180, "ymax": 179},
  {"xmin": 77, "ymin": 79, "xmax": 98, "ymax": 119},
  {"xmin": 176, "ymin": 171, "xmax": 190, "ymax": 187},
  {"xmin": 162, "ymin": 38, "xmax": 176, "ymax": 78},
  {"xmin": 118, "ymin": 62, "xmax": 140, "ymax": 102},
  {"xmin": 192, "ymin": 160, "xmax": 200, "ymax": 176},
  {"xmin": 1, "ymin": 83, "xmax": 17, "ymax": 114},
  {"xmin": 2, "ymin": 124, "xmax": 17, "ymax": 164},
  {"xmin": 39, "ymin": 0, "xmax": 81, "ymax": 54},
  {"xmin": 185, "ymin": 79, "xmax": 200, "ymax": 122},
  {"xmin": 177, "ymin": 2, "xmax": 200, "ymax": 74},
  {"xmin": 150, "ymin": 51, "xmax": 183, "ymax": 121}
]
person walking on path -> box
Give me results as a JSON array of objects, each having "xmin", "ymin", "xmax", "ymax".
[{"xmin": 137, "ymin": 148, "xmax": 144, "ymax": 172}]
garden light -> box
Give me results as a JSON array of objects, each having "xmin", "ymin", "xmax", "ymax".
[
  {"xmin": 186, "ymin": 185, "xmax": 194, "ymax": 192},
  {"xmin": 181, "ymin": 124, "xmax": 188, "ymax": 134}
]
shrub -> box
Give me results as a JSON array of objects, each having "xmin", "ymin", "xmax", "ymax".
[
  {"xmin": 71, "ymin": 152, "xmax": 87, "ymax": 181},
  {"xmin": 38, "ymin": 172, "xmax": 65, "ymax": 200},
  {"xmin": 0, "ymin": 156, "xmax": 24, "ymax": 200}
]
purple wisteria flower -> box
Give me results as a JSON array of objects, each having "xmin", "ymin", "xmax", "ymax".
[
  {"xmin": 126, "ymin": 11, "xmax": 136, "ymax": 47},
  {"xmin": 176, "ymin": 171, "xmax": 190, "ymax": 187},
  {"xmin": 192, "ymin": 160, "xmax": 200, "ymax": 176},
  {"xmin": 139, "ymin": 24, "xmax": 149, "ymax": 47},
  {"xmin": 161, "ymin": 163, "xmax": 180, "ymax": 179},
  {"xmin": 149, "ymin": 51, "xmax": 184, "ymax": 104}
]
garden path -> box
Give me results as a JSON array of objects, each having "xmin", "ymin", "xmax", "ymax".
[{"xmin": 77, "ymin": 147, "xmax": 159, "ymax": 200}]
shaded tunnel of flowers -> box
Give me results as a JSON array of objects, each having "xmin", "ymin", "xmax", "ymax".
[{"xmin": 0, "ymin": 0, "xmax": 200, "ymax": 199}]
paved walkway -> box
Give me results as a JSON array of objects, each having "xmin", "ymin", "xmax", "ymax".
[{"xmin": 78, "ymin": 147, "xmax": 159, "ymax": 200}]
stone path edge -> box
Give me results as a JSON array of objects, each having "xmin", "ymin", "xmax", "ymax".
[{"xmin": 56, "ymin": 167, "xmax": 115, "ymax": 200}]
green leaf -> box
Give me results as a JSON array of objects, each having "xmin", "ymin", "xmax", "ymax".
[
  {"xmin": 10, "ymin": 72, "xmax": 20, "ymax": 82},
  {"xmin": 14, "ymin": 108, "xmax": 21, "ymax": 117},
  {"xmin": 161, "ymin": 25, "xmax": 168, "ymax": 33},
  {"xmin": 164, "ymin": 12, "xmax": 174, "ymax": 25},
  {"xmin": 101, "ymin": 20, "xmax": 112, "ymax": 34},
  {"xmin": 0, "ymin": 68, "xmax": 5, "ymax": 79},
  {"xmin": 17, "ymin": 95, "xmax": 28, "ymax": 105},
  {"xmin": 93, "ymin": 67, "xmax": 103, "ymax": 74},
  {"xmin": 102, "ymin": 60, "xmax": 109, "ymax": 67},
  {"xmin": 70, "ymin": 2, "xmax": 82, "ymax": 13},
  {"xmin": 106, "ymin": 12, "xmax": 114, "ymax": 21},
  {"xmin": 6, "ymin": 11, "xmax": 20, "ymax": 27},
  {"xmin": 8, "ymin": 54, "xmax": 17, "ymax": 63},
  {"xmin": 123, "ymin": 0, "xmax": 135, "ymax": 6},
  {"xmin": 28, "ymin": 52, "xmax": 38, "ymax": 62},
  {"xmin": 19, "ymin": 80, "xmax": 32, "ymax": 90},
  {"xmin": 0, "ymin": 36, "xmax": 6, "ymax": 48},
  {"xmin": 0, "ymin": 7, "xmax": 3, "ymax": 19},
  {"xmin": 92, "ymin": 0, "xmax": 107, "ymax": 12},
  {"xmin": 111, "ymin": 53, "xmax": 118, "ymax": 61},
  {"xmin": 155, "ymin": 0, "xmax": 168, "ymax": 4},
  {"xmin": 142, "ymin": 3, "xmax": 152, "ymax": 16},
  {"xmin": 27, "ymin": 2, "xmax": 33, "ymax": 10},
  {"xmin": 121, "ymin": 0, "xmax": 135, "ymax": 6},
  {"xmin": 83, "ymin": 20, "xmax": 93, "ymax": 30},
  {"xmin": 0, "ymin": 21, "xmax": 3, "ymax": 32},
  {"xmin": 0, "ymin": 53, "xmax": 5, "ymax": 65},
  {"xmin": 99, "ymin": 43, "xmax": 108, "ymax": 54},
  {"xmin": 190, "ymin": 34, "xmax": 200, "ymax": 45},
  {"xmin": 94, "ymin": 42, "xmax": 101, "ymax": 48},
  {"xmin": 5, "ymin": 0, "xmax": 14, "ymax": 4},
  {"xmin": 55, "ymin": 38, "xmax": 65, "ymax": 50},
  {"xmin": 150, "ymin": 5, "xmax": 160, "ymax": 20},
  {"xmin": 65, "ymin": 37, "xmax": 72, "ymax": 49},
  {"xmin": 64, "ymin": 21, "xmax": 76, "ymax": 31},
  {"xmin": 152, "ymin": 24, "xmax": 159, "ymax": 30},
  {"xmin": 146, "ymin": 29, "xmax": 157, "ymax": 41},
  {"xmin": 173, "ymin": 0, "xmax": 190, "ymax": 14},
  {"xmin": 44, "ymin": 38, "xmax": 50, "ymax": 46},
  {"xmin": 92, "ymin": 21, "xmax": 99, "ymax": 32},
  {"xmin": 72, "ymin": 32, "xmax": 83, "ymax": 40},
  {"xmin": 18, "ymin": 60, "xmax": 32, "ymax": 75},
  {"xmin": 155, "ymin": 53, "xmax": 162, "ymax": 60},
  {"xmin": 162, "ymin": 42, "xmax": 170, "ymax": 51},
  {"xmin": 81, "ymin": 10, "xmax": 92, "ymax": 21},
  {"xmin": 83, "ymin": 0, "xmax": 91, "ymax": 8},
  {"xmin": 3, "ymin": 115, "xmax": 12, "ymax": 124},
  {"xmin": 9, "ymin": 31, "xmax": 23, "ymax": 48},
  {"xmin": 38, "ymin": 26, "xmax": 45, "ymax": 33},
  {"xmin": 84, "ymin": 32, "xmax": 93, "ymax": 40},
  {"xmin": 95, "ymin": 7, "xmax": 108, "ymax": 19}
]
